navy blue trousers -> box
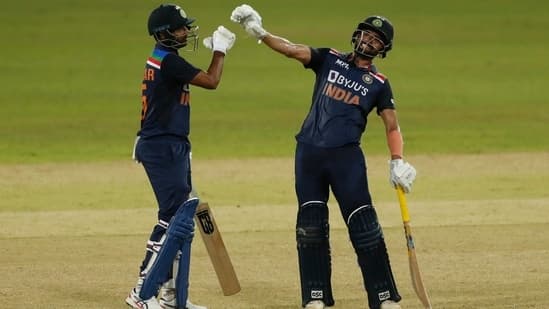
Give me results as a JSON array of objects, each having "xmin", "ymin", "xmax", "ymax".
[
  {"xmin": 136, "ymin": 136, "xmax": 192, "ymax": 223},
  {"xmin": 295, "ymin": 142, "xmax": 372, "ymax": 218}
]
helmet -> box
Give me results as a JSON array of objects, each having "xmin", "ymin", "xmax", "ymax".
[
  {"xmin": 147, "ymin": 4, "xmax": 198, "ymax": 49},
  {"xmin": 352, "ymin": 16, "xmax": 394, "ymax": 58}
]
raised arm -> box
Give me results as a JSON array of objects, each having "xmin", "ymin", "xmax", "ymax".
[
  {"xmin": 191, "ymin": 26, "xmax": 236, "ymax": 89},
  {"xmin": 261, "ymin": 34, "xmax": 311, "ymax": 65},
  {"xmin": 230, "ymin": 4, "xmax": 311, "ymax": 65},
  {"xmin": 190, "ymin": 52, "xmax": 225, "ymax": 89}
]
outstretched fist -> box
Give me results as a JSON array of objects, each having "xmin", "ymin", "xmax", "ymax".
[
  {"xmin": 203, "ymin": 26, "xmax": 236, "ymax": 54},
  {"xmin": 230, "ymin": 4, "xmax": 267, "ymax": 39}
]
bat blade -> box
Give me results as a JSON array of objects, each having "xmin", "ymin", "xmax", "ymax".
[
  {"xmin": 403, "ymin": 222, "xmax": 432, "ymax": 308},
  {"xmin": 397, "ymin": 187, "xmax": 432, "ymax": 309},
  {"xmin": 194, "ymin": 202, "xmax": 241, "ymax": 296}
]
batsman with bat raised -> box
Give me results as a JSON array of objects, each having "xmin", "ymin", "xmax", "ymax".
[
  {"xmin": 231, "ymin": 5, "xmax": 417, "ymax": 309},
  {"xmin": 125, "ymin": 4, "xmax": 236, "ymax": 309}
]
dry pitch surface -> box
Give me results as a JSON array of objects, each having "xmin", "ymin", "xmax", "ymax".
[{"xmin": 1, "ymin": 152, "xmax": 548, "ymax": 308}]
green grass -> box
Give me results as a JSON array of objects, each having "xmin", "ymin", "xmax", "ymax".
[{"xmin": 1, "ymin": 0, "xmax": 548, "ymax": 163}]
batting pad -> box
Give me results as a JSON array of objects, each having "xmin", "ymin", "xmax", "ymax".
[{"xmin": 140, "ymin": 198, "xmax": 199, "ymax": 301}]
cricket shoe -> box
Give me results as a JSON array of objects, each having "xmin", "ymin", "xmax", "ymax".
[
  {"xmin": 184, "ymin": 300, "xmax": 207, "ymax": 309},
  {"xmin": 158, "ymin": 287, "xmax": 207, "ymax": 309},
  {"xmin": 380, "ymin": 300, "xmax": 401, "ymax": 309},
  {"xmin": 125, "ymin": 288, "xmax": 162, "ymax": 309},
  {"xmin": 305, "ymin": 300, "xmax": 325, "ymax": 309}
]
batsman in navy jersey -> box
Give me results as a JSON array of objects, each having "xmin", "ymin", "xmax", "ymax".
[
  {"xmin": 231, "ymin": 5, "xmax": 417, "ymax": 309},
  {"xmin": 126, "ymin": 4, "xmax": 236, "ymax": 309}
]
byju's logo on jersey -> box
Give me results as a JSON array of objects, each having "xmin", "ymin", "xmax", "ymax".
[
  {"xmin": 327, "ymin": 70, "xmax": 369, "ymax": 96},
  {"xmin": 322, "ymin": 70, "xmax": 369, "ymax": 105}
]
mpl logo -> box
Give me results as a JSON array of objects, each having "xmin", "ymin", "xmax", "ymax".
[
  {"xmin": 196, "ymin": 210, "xmax": 215, "ymax": 234},
  {"xmin": 335, "ymin": 59, "xmax": 349, "ymax": 70},
  {"xmin": 311, "ymin": 290, "xmax": 323, "ymax": 299}
]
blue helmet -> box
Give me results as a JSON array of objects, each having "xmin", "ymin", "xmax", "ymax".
[
  {"xmin": 352, "ymin": 16, "xmax": 394, "ymax": 58},
  {"xmin": 147, "ymin": 4, "xmax": 198, "ymax": 49}
]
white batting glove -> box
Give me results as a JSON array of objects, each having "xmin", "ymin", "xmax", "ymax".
[
  {"xmin": 202, "ymin": 26, "xmax": 236, "ymax": 54},
  {"xmin": 243, "ymin": 20, "xmax": 267, "ymax": 40},
  {"xmin": 230, "ymin": 4, "xmax": 267, "ymax": 39},
  {"xmin": 389, "ymin": 159, "xmax": 417, "ymax": 193}
]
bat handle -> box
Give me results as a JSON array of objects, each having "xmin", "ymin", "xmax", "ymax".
[{"xmin": 396, "ymin": 186, "xmax": 411, "ymax": 223}]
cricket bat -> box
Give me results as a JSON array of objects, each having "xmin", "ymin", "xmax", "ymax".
[
  {"xmin": 396, "ymin": 186, "xmax": 432, "ymax": 309},
  {"xmin": 194, "ymin": 202, "xmax": 241, "ymax": 296}
]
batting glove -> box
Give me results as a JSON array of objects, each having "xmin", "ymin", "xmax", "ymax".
[
  {"xmin": 230, "ymin": 4, "xmax": 267, "ymax": 39},
  {"xmin": 203, "ymin": 26, "xmax": 236, "ymax": 54},
  {"xmin": 389, "ymin": 159, "xmax": 417, "ymax": 193}
]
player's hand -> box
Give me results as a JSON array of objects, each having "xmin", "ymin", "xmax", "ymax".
[
  {"xmin": 230, "ymin": 4, "xmax": 267, "ymax": 39},
  {"xmin": 389, "ymin": 159, "xmax": 417, "ymax": 193},
  {"xmin": 167, "ymin": 217, "xmax": 195, "ymax": 241},
  {"xmin": 202, "ymin": 26, "xmax": 236, "ymax": 54}
]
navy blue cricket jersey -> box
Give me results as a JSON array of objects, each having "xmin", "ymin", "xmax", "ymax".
[
  {"xmin": 138, "ymin": 44, "xmax": 201, "ymax": 139},
  {"xmin": 296, "ymin": 48, "xmax": 396, "ymax": 148}
]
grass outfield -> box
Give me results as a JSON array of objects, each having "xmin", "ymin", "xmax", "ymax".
[{"xmin": 1, "ymin": 0, "xmax": 549, "ymax": 308}]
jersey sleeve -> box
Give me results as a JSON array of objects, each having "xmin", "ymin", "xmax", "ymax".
[
  {"xmin": 304, "ymin": 47, "xmax": 330, "ymax": 73},
  {"xmin": 161, "ymin": 54, "xmax": 201, "ymax": 84},
  {"xmin": 376, "ymin": 79, "xmax": 397, "ymax": 114}
]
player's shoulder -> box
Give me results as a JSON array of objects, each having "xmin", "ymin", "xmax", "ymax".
[
  {"xmin": 161, "ymin": 52, "xmax": 195, "ymax": 71},
  {"xmin": 312, "ymin": 47, "xmax": 344, "ymax": 57},
  {"xmin": 326, "ymin": 48, "xmax": 350, "ymax": 59},
  {"xmin": 368, "ymin": 65, "xmax": 389, "ymax": 84},
  {"xmin": 371, "ymin": 71, "xmax": 388, "ymax": 83},
  {"xmin": 327, "ymin": 48, "xmax": 342, "ymax": 56},
  {"xmin": 162, "ymin": 51, "xmax": 184, "ymax": 63},
  {"xmin": 147, "ymin": 46, "xmax": 179, "ymax": 68},
  {"xmin": 322, "ymin": 48, "xmax": 355, "ymax": 66}
]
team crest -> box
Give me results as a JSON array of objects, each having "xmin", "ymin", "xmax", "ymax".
[
  {"xmin": 175, "ymin": 6, "xmax": 188, "ymax": 18},
  {"xmin": 373, "ymin": 18, "xmax": 383, "ymax": 27},
  {"xmin": 362, "ymin": 74, "xmax": 374, "ymax": 84}
]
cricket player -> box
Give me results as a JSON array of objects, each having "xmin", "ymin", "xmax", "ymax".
[
  {"xmin": 231, "ymin": 5, "xmax": 416, "ymax": 309},
  {"xmin": 125, "ymin": 4, "xmax": 236, "ymax": 309}
]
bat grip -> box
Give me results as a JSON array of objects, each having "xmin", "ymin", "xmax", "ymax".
[{"xmin": 396, "ymin": 186, "xmax": 411, "ymax": 222}]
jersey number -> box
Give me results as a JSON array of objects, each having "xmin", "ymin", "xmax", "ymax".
[{"xmin": 141, "ymin": 83, "xmax": 148, "ymax": 121}]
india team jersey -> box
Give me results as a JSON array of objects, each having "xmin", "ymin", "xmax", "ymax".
[
  {"xmin": 138, "ymin": 44, "xmax": 201, "ymax": 139},
  {"xmin": 296, "ymin": 48, "xmax": 396, "ymax": 147}
]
